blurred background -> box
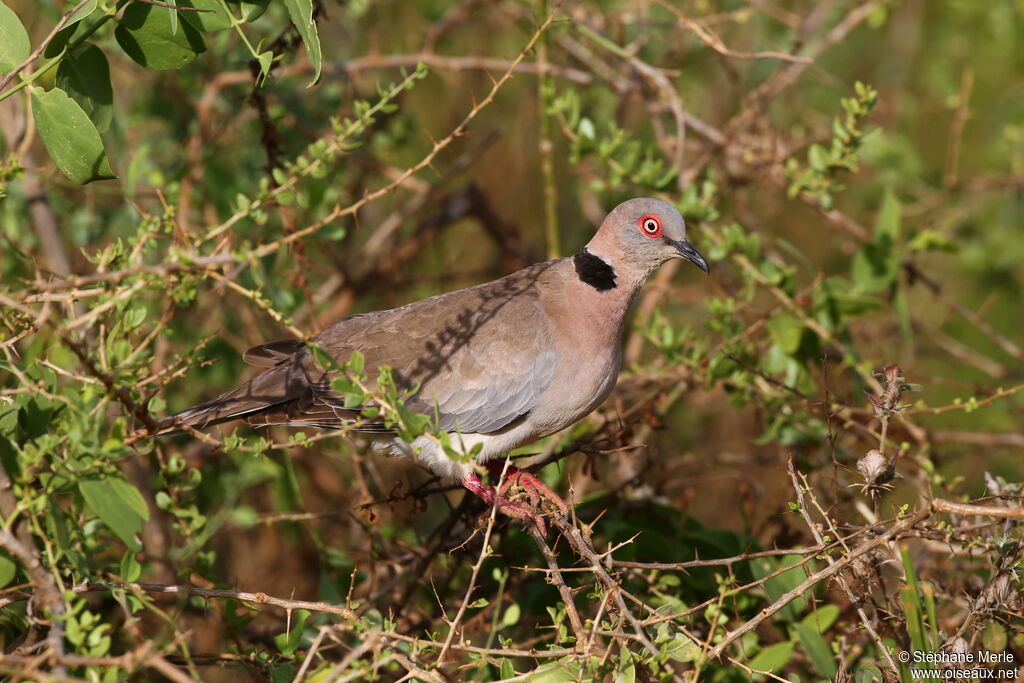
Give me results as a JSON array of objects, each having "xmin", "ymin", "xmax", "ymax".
[{"xmin": 1, "ymin": 0, "xmax": 1022, "ymax": 679}]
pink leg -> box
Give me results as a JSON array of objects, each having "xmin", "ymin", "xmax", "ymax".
[
  {"xmin": 486, "ymin": 461, "xmax": 568, "ymax": 515},
  {"xmin": 463, "ymin": 473, "xmax": 552, "ymax": 535}
]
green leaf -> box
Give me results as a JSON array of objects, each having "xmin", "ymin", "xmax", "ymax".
[
  {"xmin": 751, "ymin": 555, "xmax": 809, "ymax": 622},
  {"xmin": 66, "ymin": 0, "xmax": 97, "ymax": 27},
  {"xmin": 874, "ymin": 189, "xmax": 901, "ymax": 243},
  {"xmin": 56, "ymin": 43, "xmax": 114, "ymax": 132},
  {"xmin": 0, "ymin": 549, "xmax": 16, "ymax": 588},
  {"xmin": 119, "ymin": 550, "xmax": 142, "ymax": 582},
  {"xmin": 526, "ymin": 658, "xmax": 581, "ymax": 682},
  {"xmin": 855, "ymin": 663, "xmax": 884, "ymax": 683},
  {"xmin": 283, "ymin": 0, "xmax": 322, "ymax": 86},
  {"xmin": 274, "ymin": 609, "xmax": 310, "ymax": 656},
  {"xmin": 983, "ymin": 621, "xmax": 1007, "ymax": 652},
  {"xmin": 798, "ymin": 604, "xmax": 839, "ymax": 633},
  {"xmin": 615, "ymin": 645, "xmax": 635, "ymax": 683},
  {"xmin": 179, "ymin": 0, "xmax": 232, "ymax": 32},
  {"xmin": 765, "ymin": 313, "xmax": 803, "ymax": 355},
  {"xmin": 256, "ymin": 50, "xmax": 273, "ymax": 81},
  {"xmin": 907, "ymin": 228, "xmax": 956, "ymax": 253},
  {"xmin": 500, "ymin": 602, "xmax": 521, "ymax": 628},
  {"xmin": 79, "ymin": 474, "xmax": 150, "ymax": 551},
  {"xmin": 0, "ymin": 0, "xmax": 30, "ymax": 74},
  {"xmin": 31, "ymin": 86, "xmax": 116, "ymax": 184},
  {"xmin": 44, "ymin": 23, "xmax": 80, "ymax": 58},
  {"xmin": 850, "ymin": 241, "xmax": 900, "ymax": 293},
  {"xmin": 794, "ymin": 621, "xmax": 838, "ymax": 678},
  {"xmin": 748, "ymin": 641, "xmax": 794, "ymax": 672},
  {"xmin": 115, "ymin": 3, "xmax": 206, "ymax": 70}
]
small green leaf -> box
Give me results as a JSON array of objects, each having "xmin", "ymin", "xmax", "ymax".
[
  {"xmin": 983, "ymin": 621, "xmax": 1007, "ymax": 652},
  {"xmin": 766, "ymin": 313, "xmax": 803, "ymax": 355},
  {"xmin": 0, "ymin": 549, "xmax": 16, "ymax": 588},
  {"xmin": 56, "ymin": 43, "xmax": 114, "ymax": 132},
  {"xmin": 44, "ymin": 23, "xmax": 80, "ymax": 58},
  {"xmin": 798, "ymin": 604, "xmax": 840, "ymax": 634},
  {"xmin": 283, "ymin": 0, "xmax": 321, "ymax": 86},
  {"xmin": 274, "ymin": 609, "xmax": 310, "ymax": 656},
  {"xmin": 850, "ymin": 241, "xmax": 900, "ymax": 293},
  {"xmin": 855, "ymin": 662, "xmax": 883, "ymax": 683},
  {"xmin": 874, "ymin": 189, "xmax": 901, "ymax": 243},
  {"xmin": 119, "ymin": 551, "xmax": 142, "ymax": 582},
  {"xmin": 907, "ymin": 228, "xmax": 956, "ymax": 253},
  {"xmin": 0, "ymin": 0, "xmax": 31, "ymax": 74},
  {"xmin": 179, "ymin": 0, "xmax": 232, "ymax": 32},
  {"xmin": 123, "ymin": 305, "xmax": 146, "ymax": 330},
  {"xmin": 31, "ymin": 86, "xmax": 115, "ymax": 184},
  {"xmin": 115, "ymin": 3, "xmax": 206, "ymax": 70},
  {"xmin": 240, "ymin": 0, "xmax": 269, "ymax": 22},
  {"xmin": 66, "ymin": 0, "xmax": 97, "ymax": 27},
  {"xmin": 255, "ymin": 50, "xmax": 273, "ymax": 81},
  {"xmin": 807, "ymin": 143, "xmax": 827, "ymax": 171},
  {"xmin": 79, "ymin": 475, "xmax": 150, "ymax": 551},
  {"xmin": 500, "ymin": 602, "xmax": 521, "ymax": 628},
  {"xmin": 348, "ymin": 350, "xmax": 365, "ymax": 375},
  {"xmin": 748, "ymin": 641, "xmax": 794, "ymax": 672}
]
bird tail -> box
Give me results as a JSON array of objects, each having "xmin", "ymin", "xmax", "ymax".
[{"xmin": 128, "ymin": 362, "xmax": 309, "ymax": 443}]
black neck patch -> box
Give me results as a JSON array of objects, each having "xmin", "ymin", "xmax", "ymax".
[{"xmin": 573, "ymin": 249, "xmax": 617, "ymax": 291}]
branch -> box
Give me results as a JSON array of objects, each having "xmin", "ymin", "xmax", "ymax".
[
  {"xmin": 932, "ymin": 498, "xmax": 1024, "ymax": 520},
  {"xmin": 0, "ymin": 0, "xmax": 95, "ymax": 94},
  {"xmin": 0, "ymin": 581, "xmax": 356, "ymax": 619},
  {"xmin": 705, "ymin": 506, "xmax": 932, "ymax": 661}
]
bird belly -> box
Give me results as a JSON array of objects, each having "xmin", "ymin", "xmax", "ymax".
[
  {"xmin": 367, "ymin": 352, "xmax": 621, "ymax": 482},
  {"xmin": 530, "ymin": 349, "xmax": 620, "ymax": 434},
  {"xmin": 371, "ymin": 430, "xmax": 533, "ymax": 481}
]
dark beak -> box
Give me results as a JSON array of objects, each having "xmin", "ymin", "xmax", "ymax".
[{"xmin": 671, "ymin": 239, "xmax": 710, "ymax": 273}]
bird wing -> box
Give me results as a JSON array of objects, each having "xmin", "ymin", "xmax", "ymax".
[{"xmin": 302, "ymin": 260, "xmax": 560, "ymax": 434}]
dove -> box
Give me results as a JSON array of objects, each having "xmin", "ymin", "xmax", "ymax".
[{"xmin": 153, "ymin": 198, "xmax": 708, "ymax": 531}]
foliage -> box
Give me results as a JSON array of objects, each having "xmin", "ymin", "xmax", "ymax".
[{"xmin": 1, "ymin": 0, "xmax": 1023, "ymax": 681}]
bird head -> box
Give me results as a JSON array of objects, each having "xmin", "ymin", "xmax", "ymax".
[{"xmin": 585, "ymin": 198, "xmax": 709, "ymax": 283}]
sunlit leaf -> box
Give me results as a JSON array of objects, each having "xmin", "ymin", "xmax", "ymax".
[
  {"xmin": 283, "ymin": 0, "xmax": 322, "ymax": 86},
  {"xmin": 0, "ymin": 0, "xmax": 30, "ymax": 74},
  {"xmin": 79, "ymin": 475, "xmax": 150, "ymax": 551},
  {"xmin": 748, "ymin": 641, "xmax": 794, "ymax": 673},
  {"xmin": 31, "ymin": 86, "xmax": 115, "ymax": 184}
]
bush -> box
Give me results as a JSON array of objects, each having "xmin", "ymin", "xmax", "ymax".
[{"xmin": 1, "ymin": 1, "xmax": 1022, "ymax": 680}]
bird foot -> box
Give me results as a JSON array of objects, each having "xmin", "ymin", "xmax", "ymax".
[
  {"xmin": 487, "ymin": 461, "xmax": 569, "ymax": 516},
  {"xmin": 463, "ymin": 466, "xmax": 567, "ymax": 535}
]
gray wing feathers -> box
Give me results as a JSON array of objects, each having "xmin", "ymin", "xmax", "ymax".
[{"xmin": 411, "ymin": 300, "xmax": 557, "ymax": 433}]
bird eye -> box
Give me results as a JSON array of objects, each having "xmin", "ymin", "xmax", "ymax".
[{"xmin": 638, "ymin": 215, "xmax": 663, "ymax": 238}]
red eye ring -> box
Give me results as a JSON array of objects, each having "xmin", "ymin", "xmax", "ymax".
[{"xmin": 638, "ymin": 214, "xmax": 663, "ymax": 238}]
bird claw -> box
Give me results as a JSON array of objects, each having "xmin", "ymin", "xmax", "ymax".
[
  {"xmin": 476, "ymin": 498, "xmax": 548, "ymax": 536},
  {"xmin": 490, "ymin": 463, "xmax": 569, "ymax": 516},
  {"xmin": 463, "ymin": 464, "xmax": 568, "ymax": 535}
]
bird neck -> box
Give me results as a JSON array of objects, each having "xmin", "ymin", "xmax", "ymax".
[{"xmin": 573, "ymin": 247, "xmax": 649, "ymax": 296}]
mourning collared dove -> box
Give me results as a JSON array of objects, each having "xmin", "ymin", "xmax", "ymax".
[{"xmin": 154, "ymin": 198, "xmax": 708, "ymax": 530}]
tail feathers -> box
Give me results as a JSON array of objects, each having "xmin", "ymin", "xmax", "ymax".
[
  {"xmin": 126, "ymin": 356, "xmax": 391, "ymax": 446},
  {"xmin": 148, "ymin": 363, "xmax": 309, "ymax": 437}
]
